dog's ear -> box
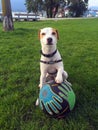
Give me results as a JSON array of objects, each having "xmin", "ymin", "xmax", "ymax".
[
  {"xmin": 38, "ymin": 29, "xmax": 41, "ymax": 39},
  {"xmin": 56, "ymin": 30, "xmax": 59, "ymax": 40}
]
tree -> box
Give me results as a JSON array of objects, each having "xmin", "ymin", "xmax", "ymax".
[
  {"xmin": 25, "ymin": 0, "xmax": 43, "ymax": 14},
  {"xmin": 25, "ymin": 0, "xmax": 60, "ymax": 18},
  {"xmin": 25, "ymin": 0, "xmax": 88, "ymax": 18},
  {"xmin": 1, "ymin": 0, "xmax": 14, "ymax": 31},
  {"xmin": 67, "ymin": 0, "xmax": 88, "ymax": 17},
  {"xmin": 43, "ymin": 0, "xmax": 59, "ymax": 18}
]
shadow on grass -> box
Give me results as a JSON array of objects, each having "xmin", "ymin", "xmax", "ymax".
[
  {"xmin": 13, "ymin": 28, "xmax": 36, "ymax": 35},
  {"xmin": 0, "ymin": 28, "xmax": 37, "ymax": 39}
]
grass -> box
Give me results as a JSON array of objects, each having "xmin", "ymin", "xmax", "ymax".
[{"xmin": 0, "ymin": 18, "xmax": 98, "ymax": 130}]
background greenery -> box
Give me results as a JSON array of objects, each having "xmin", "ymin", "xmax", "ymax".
[
  {"xmin": 25, "ymin": 0, "xmax": 88, "ymax": 17},
  {"xmin": 0, "ymin": 18, "xmax": 98, "ymax": 130}
]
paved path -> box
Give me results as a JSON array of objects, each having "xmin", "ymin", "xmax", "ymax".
[{"xmin": 40, "ymin": 17, "xmax": 97, "ymax": 21}]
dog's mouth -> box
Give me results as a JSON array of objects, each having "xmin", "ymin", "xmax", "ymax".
[{"xmin": 47, "ymin": 43, "xmax": 53, "ymax": 45}]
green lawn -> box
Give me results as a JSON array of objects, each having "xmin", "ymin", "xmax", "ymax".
[{"xmin": 0, "ymin": 18, "xmax": 98, "ymax": 130}]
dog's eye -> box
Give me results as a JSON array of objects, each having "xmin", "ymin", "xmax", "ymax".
[
  {"xmin": 42, "ymin": 33, "xmax": 46, "ymax": 36},
  {"xmin": 52, "ymin": 32, "xmax": 56, "ymax": 35}
]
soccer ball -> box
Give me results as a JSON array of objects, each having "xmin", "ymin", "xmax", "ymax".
[{"xmin": 39, "ymin": 80, "xmax": 75, "ymax": 118}]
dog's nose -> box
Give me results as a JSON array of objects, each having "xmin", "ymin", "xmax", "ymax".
[{"xmin": 47, "ymin": 38, "xmax": 52, "ymax": 44}]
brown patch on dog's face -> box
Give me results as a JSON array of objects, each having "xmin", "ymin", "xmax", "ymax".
[
  {"xmin": 52, "ymin": 29, "xmax": 59, "ymax": 40},
  {"xmin": 38, "ymin": 29, "xmax": 47, "ymax": 40},
  {"xmin": 38, "ymin": 30, "xmax": 41, "ymax": 39},
  {"xmin": 39, "ymin": 32, "xmax": 46, "ymax": 40}
]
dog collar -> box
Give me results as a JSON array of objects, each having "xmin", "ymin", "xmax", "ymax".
[
  {"xmin": 40, "ymin": 59, "xmax": 62, "ymax": 64},
  {"xmin": 40, "ymin": 49, "xmax": 57, "ymax": 58}
]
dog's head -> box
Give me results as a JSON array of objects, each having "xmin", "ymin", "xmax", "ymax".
[{"xmin": 38, "ymin": 27, "xmax": 59, "ymax": 46}]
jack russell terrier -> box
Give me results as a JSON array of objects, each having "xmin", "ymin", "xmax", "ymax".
[{"xmin": 36, "ymin": 27, "xmax": 68, "ymax": 106}]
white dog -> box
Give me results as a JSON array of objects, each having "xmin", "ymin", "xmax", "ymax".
[
  {"xmin": 36, "ymin": 27, "xmax": 68, "ymax": 105},
  {"xmin": 39, "ymin": 27, "xmax": 68, "ymax": 88}
]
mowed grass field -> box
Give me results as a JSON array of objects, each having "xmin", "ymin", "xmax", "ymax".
[{"xmin": 0, "ymin": 18, "xmax": 98, "ymax": 130}]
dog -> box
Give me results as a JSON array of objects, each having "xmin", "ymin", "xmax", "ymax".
[{"xmin": 36, "ymin": 27, "xmax": 68, "ymax": 106}]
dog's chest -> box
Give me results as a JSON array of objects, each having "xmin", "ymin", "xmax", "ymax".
[
  {"xmin": 47, "ymin": 66, "xmax": 57, "ymax": 74},
  {"xmin": 40, "ymin": 50, "xmax": 63, "ymax": 74},
  {"xmin": 40, "ymin": 54, "xmax": 63, "ymax": 72}
]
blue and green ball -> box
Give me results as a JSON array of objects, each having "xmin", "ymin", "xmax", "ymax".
[{"xmin": 39, "ymin": 80, "xmax": 76, "ymax": 118}]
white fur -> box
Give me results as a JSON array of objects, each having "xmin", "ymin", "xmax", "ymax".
[
  {"xmin": 35, "ymin": 27, "xmax": 68, "ymax": 106},
  {"xmin": 39, "ymin": 27, "xmax": 68, "ymax": 88}
]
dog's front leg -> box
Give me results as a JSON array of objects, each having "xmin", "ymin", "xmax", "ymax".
[
  {"xmin": 36, "ymin": 70, "xmax": 47, "ymax": 106},
  {"xmin": 55, "ymin": 68, "xmax": 63, "ymax": 83},
  {"xmin": 39, "ymin": 71, "xmax": 47, "ymax": 89},
  {"xmin": 36, "ymin": 73, "xmax": 46, "ymax": 106}
]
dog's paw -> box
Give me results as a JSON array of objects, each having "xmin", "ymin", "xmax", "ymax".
[
  {"xmin": 55, "ymin": 77, "xmax": 63, "ymax": 84},
  {"xmin": 63, "ymin": 71, "xmax": 68, "ymax": 79},
  {"xmin": 39, "ymin": 84, "xmax": 41, "ymax": 87},
  {"xmin": 39, "ymin": 84, "xmax": 42, "ymax": 89},
  {"xmin": 35, "ymin": 98, "xmax": 40, "ymax": 106}
]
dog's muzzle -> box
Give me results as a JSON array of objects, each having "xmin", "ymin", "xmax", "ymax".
[{"xmin": 47, "ymin": 37, "xmax": 53, "ymax": 45}]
